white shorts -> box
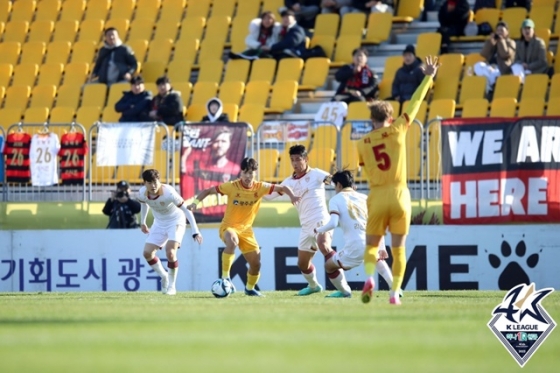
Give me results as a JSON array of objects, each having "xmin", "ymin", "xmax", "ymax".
[
  {"xmin": 332, "ymin": 236, "xmax": 387, "ymax": 270},
  {"xmin": 146, "ymin": 220, "xmax": 186, "ymax": 247},
  {"xmin": 298, "ymin": 217, "xmax": 331, "ymax": 252}
]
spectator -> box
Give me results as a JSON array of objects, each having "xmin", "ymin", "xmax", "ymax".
[
  {"xmin": 473, "ymin": 21, "xmax": 516, "ymax": 93},
  {"xmin": 103, "ymin": 180, "xmax": 141, "ymax": 229},
  {"xmin": 343, "ymin": 0, "xmax": 394, "ymax": 14},
  {"xmin": 263, "ymin": 9, "xmax": 307, "ymax": 60},
  {"xmin": 333, "ymin": 47, "xmax": 379, "ymax": 104},
  {"xmin": 511, "ymin": 19, "xmax": 548, "ymax": 81},
  {"xmin": 505, "ymin": 0, "xmax": 531, "ymax": 10},
  {"xmin": 473, "ymin": 0, "xmax": 497, "ymax": 11},
  {"xmin": 149, "ymin": 76, "xmax": 184, "ymax": 126},
  {"xmin": 114, "ymin": 75, "xmax": 152, "ymax": 122},
  {"xmin": 229, "ymin": 11, "xmax": 281, "ymax": 60},
  {"xmin": 437, "ymin": 0, "xmax": 471, "ymax": 53},
  {"xmin": 391, "ymin": 44, "xmax": 425, "ymax": 103},
  {"xmin": 280, "ymin": 0, "xmax": 321, "ymax": 29},
  {"xmin": 90, "ymin": 28, "xmax": 138, "ymax": 86},
  {"xmin": 321, "ymin": 0, "xmax": 353, "ymax": 15},
  {"xmin": 202, "ymin": 98, "xmax": 230, "ymax": 123}
]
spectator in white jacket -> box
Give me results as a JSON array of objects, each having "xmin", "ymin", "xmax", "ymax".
[{"xmin": 229, "ymin": 11, "xmax": 282, "ymax": 60}]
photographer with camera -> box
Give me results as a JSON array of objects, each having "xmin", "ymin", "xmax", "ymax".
[
  {"xmin": 103, "ymin": 180, "xmax": 141, "ymax": 229},
  {"xmin": 473, "ymin": 21, "xmax": 516, "ymax": 94}
]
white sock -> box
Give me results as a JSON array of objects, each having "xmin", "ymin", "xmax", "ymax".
[
  {"xmin": 328, "ymin": 270, "xmax": 351, "ymax": 294},
  {"xmin": 168, "ymin": 267, "xmax": 178, "ymax": 288},
  {"xmin": 302, "ymin": 266, "xmax": 319, "ymax": 288},
  {"xmin": 150, "ymin": 260, "xmax": 167, "ymax": 278},
  {"xmin": 376, "ymin": 260, "xmax": 393, "ymax": 288}
]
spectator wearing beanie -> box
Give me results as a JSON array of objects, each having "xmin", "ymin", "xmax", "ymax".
[{"xmin": 391, "ymin": 45, "xmax": 425, "ymax": 103}]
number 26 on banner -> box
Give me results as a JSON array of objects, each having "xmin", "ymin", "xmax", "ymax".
[{"xmin": 372, "ymin": 144, "xmax": 391, "ymax": 171}]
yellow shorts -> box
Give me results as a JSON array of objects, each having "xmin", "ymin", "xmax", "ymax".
[
  {"xmin": 219, "ymin": 225, "xmax": 259, "ymax": 253},
  {"xmin": 366, "ymin": 187, "xmax": 411, "ymax": 236}
]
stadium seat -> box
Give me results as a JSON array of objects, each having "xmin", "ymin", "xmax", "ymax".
[
  {"xmin": 212, "ymin": 0, "xmax": 235, "ymax": 17},
  {"xmin": 179, "ymin": 17, "xmax": 205, "ymax": 41},
  {"xmin": 272, "ymin": 148, "xmax": 295, "ymax": 182},
  {"xmin": 167, "ymin": 60, "xmax": 192, "ymax": 83},
  {"xmin": 27, "ymin": 20, "xmax": 54, "ymax": 43},
  {"xmin": 310, "ymin": 35, "xmax": 335, "ymax": 61},
  {"xmin": 308, "ymin": 148, "xmax": 335, "ymax": 173},
  {"xmin": 185, "ymin": 0, "xmax": 211, "ymax": 18},
  {"xmin": 546, "ymin": 97, "xmax": 560, "ymax": 115},
  {"xmin": 313, "ymin": 13, "xmax": 340, "ymax": 38},
  {"xmin": 223, "ymin": 59, "xmax": 251, "ymax": 83},
  {"xmin": 406, "ymin": 120, "xmax": 423, "ymax": 182},
  {"xmin": 416, "ymin": 33, "xmax": 442, "ymax": 60},
  {"xmin": 135, "ymin": 0, "xmax": 162, "ymax": 23},
  {"xmin": 402, "ymin": 100, "xmax": 427, "ymax": 124},
  {"xmin": 127, "ymin": 19, "xmax": 154, "ymax": 42},
  {"xmin": 431, "ymin": 76, "xmax": 459, "ymax": 101},
  {"xmin": 173, "ymin": 38, "xmax": 199, "ymax": 65},
  {"xmin": 437, "ymin": 54, "xmax": 464, "ymax": 80},
  {"xmin": 266, "ymin": 80, "xmax": 298, "ymax": 114},
  {"xmin": 59, "ymin": 0, "xmax": 87, "ymax": 22},
  {"xmin": 387, "ymin": 100, "xmax": 402, "ymax": 119},
  {"xmin": 140, "ymin": 61, "xmax": 166, "ymax": 84},
  {"xmin": 24, "ymin": 107, "xmax": 50, "ymax": 123},
  {"xmin": 238, "ymin": 103, "xmax": 265, "ymax": 130},
  {"xmin": 313, "ymin": 125, "xmax": 337, "ymax": 150},
  {"xmin": 229, "ymin": 15, "xmax": 255, "ymax": 53},
  {"xmin": 461, "ymin": 98, "xmax": 489, "ymax": 118},
  {"xmin": 102, "ymin": 106, "xmax": 121, "ymax": 122},
  {"xmin": 4, "ymin": 85, "xmax": 32, "ymax": 110},
  {"xmin": 219, "ymin": 81, "xmax": 245, "ymax": 106},
  {"xmin": 146, "ymin": 39, "xmax": 174, "ymax": 63},
  {"xmin": 84, "ymin": 0, "xmax": 111, "ymax": 21},
  {"xmin": 37, "ymin": 63, "xmax": 64, "ymax": 86},
  {"xmin": 52, "ymin": 20, "xmax": 79, "ymax": 43},
  {"xmin": 332, "ymin": 35, "xmax": 361, "ymax": 68},
  {"xmin": 299, "ymin": 57, "xmax": 330, "ymax": 91},
  {"xmin": 535, "ymin": 28, "xmax": 551, "ymax": 51},
  {"xmin": 0, "ymin": 22, "xmax": 5, "ymax": 40},
  {"xmin": 63, "ymin": 62, "xmax": 89, "ymax": 86},
  {"xmin": 81, "ymin": 84, "xmax": 107, "ymax": 108},
  {"xmin": 249, "ymin": 59, "xmax": 277, "ymax": 83},
  {"xmin": 235, "ymin": 0, "xmax": 261, "ymax": 18},
  {"xmin": 0, "ymin": 42, "xmax": 21, "ymax": 65},
  {"xmin": 75, "ymin": 106, "xmax": 102, "ymax": 133},
  {"xmin": 464, "ymin": 53, "xmax": 486, "ymax": 71},
  {"xmin": 70, "ymin": 40, "xmax": 97, "ymax": 64},
  {"xmin": 0, "ymin": 107, "xmax": 24, "ymax": 126},
  {"xmin": 45, "ymin": 41, "xmax": 72, "ymax": 65},
  {"xmin": 275, "ymin": 58, "xmax": 304, "ymax": 84},
  {"xmin": 78, "ymin": 19, "xmax": 105, "ymax": 42},
  {"xmin": 393, "ymin": 0, "xmax": 423, "ymax": 23},
  {"xmin": 0, "ymin": 63, "xmax": 13, "ymax": 87},
  {"xmin": 490, "ymin": 97, "xmax": 517, "ymax": 117},
  {"xmin": 0, "ymin": 1, "xmax": 10, "ymax": 24},
  {"xmin": 49, "ymin": 106, "xmax": 75, "ymax": 123},
  {"xmin": 377, "ymin": 55, "xmax": 402, "ymax": 100},
  {"xmin": 30, "ymin": 85, "xmax": 57, "ymax": 108},
  {"xmin": 172, "ymin": 82, "xmax": 192, "ymax": 105},
  {"xmin": 20, "ymin": 41, "xmax": 46, "ymax": 65},
  {"xmin": 153, "ymin": 22, "xmax": 180, "ymax": 42},
  {"xmin": 548, "ymin": 73, "xmax": 560, "ymax": 99},
  {"xmin": 346, "ymin": 101, "xmax": 370, "ymax": 120},
  {"xmin": 222, "ymin": 103, "xmax": 239, "ymax": 121},
  {"xmin": 364, "ymin": 12, "xmax": 392, "ymax": 45},
  {"xmin": 115, "ymin": 165, "xmax": 144, "ymax": 184},
  {"xmin": 109, "ymin": 0, "xmax": 135, "ymax": 20},
  {"xmin": 458, "ymin": 76, "xmax": 486, "ymax": 105},
  {"xmin": 518, "ymin": 97, "xmax": 545, "ymax": 117},
  {"xmin": 3, "ymin": 21, "xmax": 29, "ymax": 43},
  {"xmin": 203, "ymin": 15, "xmax": 231, "ymax": 43},
  {"xmin": 520, "ymin": 74, "xmax": 548, "ymax": 101},
  {"xmin": 12, "ymin": 64, "xmax": 39, "ymax": 87},
  {"xmin": 9, "ymin": 0, "xmax": 36, "ymax": 22},
  {"xmin": 55, "ymin": 84, "xmax": 82, "ymax": 109},
  {"xmin": 340, "ymin": 126, "xmax": 360, "ymax": 169},
  {"xmin": 501, "ymin": 7, "xmax": 528, "ymax": 39},
  {"xmin": 339, "ymin": 12, "xmax": 366, "ymax": 37},
  {"xmin": 127, "ymin": 39, "xmax": 149, "ymax": 63},
  {"xmin": 159, "ymin": 0, "xmax": 187, "ymax": 23},
  {"xmin": 262, "ymin": 0, "xmax": 284, "ymax": 18},
  {"xmin": 143, "ymin": 82, "xmax": 157, "ymax": 96},
  {"xmin": 244, "ymin": 81, "xmax": 271, "ymax": 107},
  {"xmin": 493, "ymin": 75, "xmax": 521, "ymax": 100},
  {"xmin": 190, "ymin": 81, "xmax": 219, "ymax": 106},
  {"xmin": 426, "ymin": 121, "xmax": 441, "ymax": 181},
  {"xmin": 185, "ymin": 103, "xmax": 206, "ymax": 121},
  {"xmin": 106, "ymin": 82, "xmax": 130, "ymax": 108},
  {"xmin": 533, "ymin": 0, "xmax": 557, "ymax": 6},
  {"xmin": 197, "ymin": 59, "xmax": 224, "ymax": 84},
  {"xmin": 104, "ymin": 18, "xmax": 130, "ymax": 39},
  {"xmin": 428, "ymin": 99, "xmax": 456, "ymax": 121},
  {"xmin": 257, "ymin": 148, "xmax": 280, "ymax": 181},
  {"xmin": 34, "ymin": 0, "xmax": 62, "ymax": 22}
]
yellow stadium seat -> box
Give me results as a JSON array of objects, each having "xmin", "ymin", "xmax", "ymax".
[
  {"xmin": 346, "ymin": 101, "xmax": 370, "ymax": 120},
  {"xmin": 377, "ymin": 55, "xmax": 402, "ymax": 99},
  {"xmin": 78, "ymin": 19, "xmax": 105, "ymax": 42},
  {"xmin": 143, "ymin": 82, "xmax": 157, "ymax": 96},
  {"xmin": 275, "ymin": 58, "xmax": 304, "ymax": 84},
  {"xmin": 229, "ymin": 15, "xmax": 254, "ymax": 52},
  {"xmin": 27, "ymin": 20, "xmax": 54, "ymax": 43},
  {"xmin": 518, "ymin": 97, "xmax": 545, "ymax": 117},
  {"xmin": 236, "ymin": 0, "xmax": 261, "ymax": 17},
  {"xmin": 110, "ymin": 0, "xmax": 135, "ymax": 20},
  {"xmin": 173, "ymin": 38, "xmax": 199, "ymax": 65},
  {"xmin": 24, "ymin": 107, "xmax": 49, "ymax": 123},
  {"xmin": 205, "ymin": 15, "xmax": 232, "ymax": 42},
  {"xmin": 160, "ymin": 0, "xmax": 186, "ymax": 23},
  {"xmin": 238, "ymin": 103, "xmax": 264, "ymax": 130},
  {"xmin": 493, "ymin": 75, "xmax": 521, "ymax": 100},
  {"xmin": 222, "ymin": 102, "xmax": 239, "ymax": 121},
  {"xmin": 59, "ymin": 0, "xmax": 86, "ymax": 22},
  {"xmin": 171, "ymin": 82, "xmax": 192, "ymax": 107},
  {"xmin": 0, "ymin": 42, "xmax": 21, "ymax": 65},
  {"xmin": 426, "ymin": 121, "xmax": 441, "ymax": 181},
  {"xmin": 35, "ymin": 0, "xmax": 61, "ymax": 21},
  {"xmin": 464, "ymin": 53, "xmax": 486, "ymax": 72},
  {"xmin": 501, "ymin": 7, "xmax": 528, "ymax": 39},
  {"xmin": 70, "ymin": 40, "xmax": 97, "ymax": 64},
  {"xmin": 153, "ymin": 21, "xmax": 180, "ymax": 41},
  {"xmin": 432, "ymin": 76, "xmax": 459, "ymax": 101},
  {"xmin": 84, "ymin": 0, "xmax": 111, "ymax": 21},
  {"xmin": 0, "ymin": 22, "xmax": 4, "ymax": 39},
  {"xmin": 127, "ymin": 19, "xmax": 154, "ymax": 42},
  {"xmin": 102, "ymin": 106, "xmax": 121, "ymax": 122},
  {"xmin": 339, "ymin": 12, "xmax": 366, "ymax": 37},
  {"xmin": 428, "ymin": 99, "xmax": 456, "ymax": 121},
  {"xmin": 249, "ymin": 59, "xmax": 277, "ymax": 83},
  {"xmin": 257, "ymin": 148, "xmax": 279, "ymax": 181},
  {"xmin": 212, "ymin": 0, "xmax": 235, "ymax": 17},
  {"xmin": 533, "ymin": 0, "xmax": 556, "ymax": 5},
  {"xmin": 313, "ymin": 125, "xmax": 337, "ymax": 150},
  {"xmin": 20, "ymin": 41, "xmax": 46, "ymax": 65},
  {"xmin": 197, "ymin": 59, "xmax": 224, "ymax": 83},
  {"xmin": 340, "ymin": 126, "xmax": 359, "ymax": 169},
  {"xmin": 4, "ymin": 85, "xmax": 32, "ymax": 109},
  {"xmin": 75, "ymin": 106, "xmax": 102, "ymax": 133},
  {"xmin": 219, "ymin": 81, "xmax": 245, "ymax": 106},
  {"xmin": 49, "ymin": 106, "xmax": 75, "ymax": 123},
  {"xmin": 146, "ymin": 39, "xmax": 173, "ymax": 63},
  {"xmin": 30, "ymin": 85, "xmax": 57, "ymax": 108},
  {"xmin": 191, "ymin": 81, "xmax": 219, "ymax": 106},
  {"xmin": 416, "ymin": 33, "xmax": 442, "ymax": 60},
  {"xmin": 300, "ymin": 57, "xmax": 330, "ymax": 91},
  {"xmin": 332, "ymin": 35, "xmax": 361, "ymax": 67},
  {"xmin": 3, "ymin": 21, "xmax": 29, "ymax": 43},
  {"xmin": 106, "ymin": 82, "xmax": 130, "ymax": 108},
  {"xmin": 185, "ymin": 0, "xmax": 212, "ymax": 18},
  {"xmin": 520, "ymin": 74, "xmax": 548, "ymax": 101},
  {"xmin": 262, "ymin": 0, "xmax": 284, "ymax": 18},
  {"xmin": 10, "ymin": 0, "xmax": 36, "ymax": 22},
  {"xmin": 0, "ymin": 63, "xmax": 13, "ymax": 87},
  {"xmin": 0, "ymin": 1, "xmax": 10, "ymax": 24},
  {"xmin": 458, "ymin": 76, "xmax": 486, "ymax": 105},
  {"xmin": 310, "ymin": 35, "xmax": 335, "ymax": 61},
  {"xmin": 45, "ymin": 41, "xmax": 72, "ymax": 65},
  {"xmin": 179, "ymin": 16, "xmax": 205, "ymax": 41},
  {"xmin": 406, "ymin": 120, "xmax": 423, "ymax": 181},
  {"xmin": 141, "ymin": 61, "xmax": 166, "ymax": 84},
  {"xmin": 135, "ymin": 0, "xmax": 162, "ymax": 23},
  {"xmin": 437, "ymin": 53, "xmax": 464, "ymax": 80},
  {"xmin": 546, "ymin": 97, "xmax": 560, "ymax": 115},
  {"xmin": 167, "ymin": 60, "xmax": 192, "ymax": 83},
  {"xmin": 223, "ymin": 59, "xmax": 251, "ymax": 83},
  {"xmin": 394, "ymin": 0, "xmax": 423, "ymax": 23},
  {"xmin": 474, "ymin": 8, "xmax": 500, "ymax": 29},
  {"xmin": 55, "ymin": 84, "xmax": 81, "ymax": 109},
  {"xmin": 0, "ymin": 86, "xmax": 5, "ymax": 103},
  {"xmin": 461, "ymin": 98, "xmax": 489, "ymax": 118},
  {"xmin": 272, "ymin": 148, "xmax": 294, "ymax": 182},
  {"xmin": 37, "ymin": 63, "xmax": 64, "ymax": 86},
  {"xmin": 52, "ymin": 20, "xmax": 79, "ymax": 43},
  {"xmin": 536, "ymin": 28, "xmax": 550, "ymax": 51},
  {"xmin": 364, "ymin": 12, "xmax": 392, "ymax": 45},
  {"xmin": 308, "ymin": 148, "xmax": 335, "ymax": 173},
  {"xmin": 266, "ymin": 80, "xmax": 298, "ymax": 114},
  {"xmin": 115, "ymin": 165, "xmax": 144, "ymax": 184},
  {"xmin": 490, "ymin": 97, "xmax": 517, "ymax": 117},
  {"xmin": 127, "ymin": 39, "xmax": 149, "ymax": 63},
  {"xmin": 548, "ymin": 73, "xmax": 560, "ymax": 99},
  {"xmin": 244, "ymin": 81, "xmax": 271, "ymax": 107},
  {"xmin": 61, "ymin": 62, "xmax": 88, "ymax": 86},
  {"xmin": 313, "ymin": 13, "xmax": 340, "ymax": 38},
  {"xmin": 81, "ymin": 84, "xmax": 107, "ymax": 107},
  {"xmin": 530, "ymin": 6, "xmax": 554, "ymax": 33},
  {"xmin": 185, "ymin": 103, "xmax": 206, "ymax": 121},
  {"xmin": 387, "ymin": 100, "xmax": 401, "ymax": 119},
  {"xmin": 104, "ymin": 18, "xmax": 130, "ymax": 39},
  {"xmin": 12, "ymin": 63, "xmax": 39, "ymax": 87},
  {"xmin": 0, "ymin": 108, "xmax": 24, "ymax": 127}
]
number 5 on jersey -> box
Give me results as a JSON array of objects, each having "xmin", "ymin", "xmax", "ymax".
[{"xmin": 372, "ymin": 144, "xmax": 391, "ymax": 171}]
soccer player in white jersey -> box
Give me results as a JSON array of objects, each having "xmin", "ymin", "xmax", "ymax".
[
  {"xmin": 264, "ymin": 144, "xmax": 334, "ymax": 295},
  {"xmin": 314, "ymin": 170, "xmax": 396, "ymax": 298},
  {"xmin": 137, "ymin": 169, "xmax": 203, "ymax": 295}
]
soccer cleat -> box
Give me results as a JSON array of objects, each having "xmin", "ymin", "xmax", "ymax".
[
  {"xmin": 325, "ymin": 291, "xmax": 352, "ymax": 298},
  {"xmin": 361, "ymin": 277, "xmax": 375, "ymax": 304},
  {"xmin": 224, "ymin": 278, "xmax": 236, "ymax": 294},
  {"xmin": 399, "ymin": 289, "xmax": 404, "ymax": 298},
  {"xmin": 389, "ymin": 296, "xmax": 401, "ymax": 305},
  {"xmin": 244, "ymin": 288, "xmax": 264, "ymax": 297},
  {"xmin": 297, "ymin": 284, "xmax": 323, "ymax": 296},
  {"xmin": 161, "ymin": 274, "xmax": 169, "ymax": 294},
  {"xmin": 166, "ymin": 286, "xmax": 176, "ymax": 296}
]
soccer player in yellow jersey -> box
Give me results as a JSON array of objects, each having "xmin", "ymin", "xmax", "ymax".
[
  {"xmin": 358, "ymin": 55, "xmax": 440, "ymax": 305},
  {"xmin": 188, "ymin": 157, "xmax": 300, "ymax": 296}
]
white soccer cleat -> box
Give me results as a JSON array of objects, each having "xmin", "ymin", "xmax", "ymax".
[
  {"xmin": 161, "ymin": 275, "xmax": 169, "ymax": 294},
  {"xmin": 166, "ymin": 286, "xmax": 176, "ymax": 296}
]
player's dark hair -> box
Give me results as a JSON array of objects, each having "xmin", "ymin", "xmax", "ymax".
[
  {"xmin": 142, "ymin": 169, "xmax": 160, "ymax": 182},
  {"xmin": 289, "ymin": 144, "xmax": 307, "ymax": 157},
  {"xmin": 332, "ymin": 170, "xmax": 354, "ymax": 188},
  {"xmin": 240, "ymin": 157, "xmax": 258, "ymax": 172},
  {"xmin": 104, "ymin": 27, "xmax": 118, "ymax": 35}
]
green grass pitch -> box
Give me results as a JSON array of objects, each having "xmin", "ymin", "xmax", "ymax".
[{"xmin": 0, "ymin": 291, "xmax": 558, "ymax": 373}]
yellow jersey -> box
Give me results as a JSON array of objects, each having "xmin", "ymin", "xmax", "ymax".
[
  {"xmin": 358, "ymin": 76, "xmax": 433, "ymax": 189},
  {"xmin": 216, "ymin": 179, "xmax": 275, "ymax": 229}
]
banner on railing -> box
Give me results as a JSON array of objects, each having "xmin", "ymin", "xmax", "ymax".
[
  {"xmin": 441, "ymin": 117, "xmax": 560, "ymax": 224},
  {"xmin": 258, "ymin": 120, "xmax": 311, "ymax": 146},
  {"xmin": 180, "ymin": 123, "xmax": 249, "ymax": 222},
  {"xmin": 96, "ymin": 122, "xmax": 155, "ymax": 166}
]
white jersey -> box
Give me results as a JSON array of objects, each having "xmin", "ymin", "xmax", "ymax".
[
  {"xmin": 328, "ymin": 189, "xmax": 367, "ymax": 245},
  {"xmin": 314, "ymin": 101, "xmax": 348, "ymax": 127},
  {"xmin": 137, "ymin": 184, "xmax": 186, "ymax": 224},
  {"xmin": 30, "ymin": 133, "xmax": 61, "ymax": 186},
  {"xmin": 281, "ymin": 168, "xmax": 330, "ymax": 226}
]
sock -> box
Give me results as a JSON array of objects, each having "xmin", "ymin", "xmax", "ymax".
[
  {"xmin": 363, "ymin": 245, "xmax": 379, "ymax": 276},
  {"xmin": 246, "ymin": 272, "xmax": 260, "ymax": 290},
  {"xmin": 302, "ymin": 264, "xmax": 319, "ymax": 288},
  {"xmin": 376, "ymin": 260, "xmax": 393, "ymax": 288},
  {"xmin": 328, "ymin": 269, "xmax": 351, "ymax": 294},
  {"xmin": 222, "ymin": 252, "xmax": 235, "ymax": 279},
  {"xmin": 167, "ymin": 260, "xmax": 179, "ymax": 288},
  {"xmin": 147, "ymin": 257, "xmax": 167, "ymax": 278},
  {"xmin": 391, "ymin": 246, "xmax": 406, "ymax": 296}
]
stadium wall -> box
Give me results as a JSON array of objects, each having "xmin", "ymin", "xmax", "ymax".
[{"xmin": 1, "ymin": 225, "xmax": 558, "ymax": 292}]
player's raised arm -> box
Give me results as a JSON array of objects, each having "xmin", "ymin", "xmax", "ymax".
[
  {"xmin": 187, "ymin": 186, "xmax": 219, "ymax": 211},
  {"xmin": 402, "ymin": 55, "xmax": 441, "ymax": 122},
  {"xmin": 273, "ymin": 184, "xmax": 301, "ymax": 205}
]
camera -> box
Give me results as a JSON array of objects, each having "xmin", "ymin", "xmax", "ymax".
[
  {"xmin": 116, "ymin": 190, "xmax": 129, "ymax": 199},
  {"xmin": 494, "ymin": 34, "xmax": 501, "ymax": 40}
]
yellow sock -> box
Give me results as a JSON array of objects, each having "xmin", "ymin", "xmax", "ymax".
[
  {"xmin": 391, "ymin": 246, "xmax": 406, "ymax": 292},
  {"xmin": 246, "ymin": 272, "xmax": 260, "ymax": 290},
  {"xmin": 363, "ymin": 245, "xmax": 379, "ymax": 276},
  {"xmin": 221, "ymin": 252, "xmax": 235, "ymax": 279}
]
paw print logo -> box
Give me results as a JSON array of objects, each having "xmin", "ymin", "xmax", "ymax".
[{"xmin": 488, "ymin": 235, "xmax": 540, "ymax": 290}]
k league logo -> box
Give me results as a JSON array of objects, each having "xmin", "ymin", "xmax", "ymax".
[{"xmin": 487, "ymin": 283, "xmax": 556, "ymax": 367}]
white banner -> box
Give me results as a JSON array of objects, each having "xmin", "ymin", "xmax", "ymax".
[
  {"xmin": 0, "ymin": 226, "xmax": 558, "ymax": 292},
  {"xmin": 96, "ymin": 122, "xmax": 155, "ymax": 166}
]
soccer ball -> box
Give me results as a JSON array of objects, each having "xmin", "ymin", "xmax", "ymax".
[{"xmin": 211, "ymin": 278, "xmax": 233, "ymax": 298}]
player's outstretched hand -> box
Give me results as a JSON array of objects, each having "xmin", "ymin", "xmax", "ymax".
[
  {"xmin": 290, "ymin": 195, "xmax": 302, "ymax": 205},
  {"xmin": 194, "ymin": 234, "xmax": 203, "ymax": 244},
  {"xmin": 141, "ymin": 224, "xmax": 149, "ymax": 234},
  {"xmin": 378, "ymin": 248, "xmax": 389, "ymax": 260},
  {"xmin": 421, "ymin": 55, "xmax": 441, "ymax": 78},
  {"xmin": 187, "ymin": 203, "xmax": 197, "ymax": 211}
]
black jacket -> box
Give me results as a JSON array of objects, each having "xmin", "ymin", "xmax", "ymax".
[
  {"xmin": 391, "ymin": 58, "xmax": 425, "ymax": 101},
  {"xmin": 103, "ymin": 197, "xmax": 141, "ymax": 229},
  {"xmin": 334, "ymin": 64, "xmax": 378, "ymax": 99},
  {"xmin": 270, "ymin": 23, "xmax": 307, "ymax": 56},
  {"xmin": 152, "ymin": 90, "xmax": 184, "ymax": 126},
  {"xmin": 115, "ymin": 91, "xmax": 153, "ymax": 122},
  {"xmin": 438, "ymin": 0, "xmax": 470, "ymax": 30},
  {"xmin": 92, "ymin": 44, "xmax": 138, "ymax": 84},
  {"xmin": 285, "ymin": 0, "xmax": 321, "ymax": 7}
]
